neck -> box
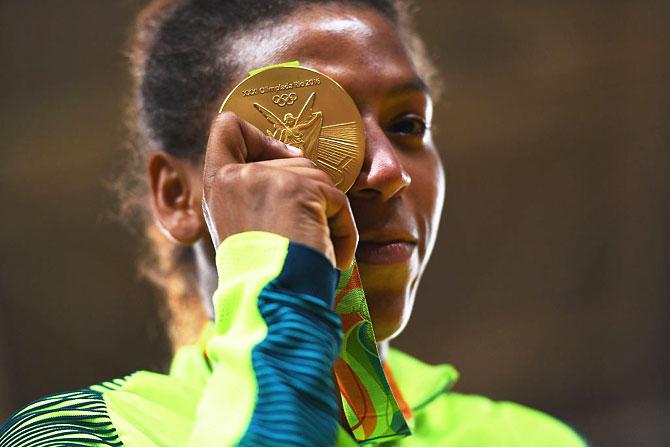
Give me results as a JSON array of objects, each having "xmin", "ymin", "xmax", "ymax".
[
  {"xmin": 194, "ymin": 239, "xmax": 217, "ymax": 319},
  {"xmin": 376, "ymin": 340, "xmax": 389, "ymax": 363}
]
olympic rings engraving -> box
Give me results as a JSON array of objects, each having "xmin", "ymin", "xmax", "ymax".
[{"xmin": 272, "ymin": 92, "xmax": 298, "ymax": 107}]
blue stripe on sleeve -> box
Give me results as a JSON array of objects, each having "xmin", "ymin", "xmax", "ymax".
[
  {"xmin": 0, "ymin": 390, "xmax": 123, "ymax": 447},
  {"xmin": 239, "ymin": 242, "xmax": 343, "ymax": 447}
]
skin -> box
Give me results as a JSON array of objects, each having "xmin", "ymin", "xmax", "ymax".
[{"xmin": 147, "ymin": 5, "xmax": 445, "ymax": 351}]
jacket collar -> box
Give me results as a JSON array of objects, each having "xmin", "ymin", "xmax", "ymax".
[
  {"xmin": 386, "ymin": 348, "xmax": 459, "ymax": 411},
  {"xmin": 170, "ymin": 324, "xmax": 460, "ymax": 413}
]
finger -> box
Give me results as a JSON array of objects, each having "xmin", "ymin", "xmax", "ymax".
[
  {"xmin": 284, "ymin": 167, "xmax": 335, "ymax": 186},
  {"xmin": 252, "ymin": 159, "xmax": 334, "ymax": 186},
  {"xmin": 320, "ymin": 185, "xmax": 358, "ymax": 270},
  {"xmin": 253, "ymin": 157, "xmax": 316, "ymax": 169},
  {"xmin": 203, "ymin": 112, "xmax": 302, "ymax": 191}
]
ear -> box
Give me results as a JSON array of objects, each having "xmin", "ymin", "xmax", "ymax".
[{"xmin": 147, "ymin": 150, "xmax": 206, "ymax": 245}]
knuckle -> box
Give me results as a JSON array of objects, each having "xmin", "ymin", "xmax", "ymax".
[
  {"xmin": 262, "ymin": 134, "xmax": 287, "ymax": 154},
  {"xmin": 219, "ymin": 163, "xmax": 239, "ymax": 178},
  {"xmin": 329, "ymin": 186, "xmax": 346, "ymax": 202},
  {"xmin": 278, "ymin": 172, "xmax": 301, "ymax": 193},
  {"xmin": 260, "ymin": 132, "xmax": 276, "ymax": 147},
  {"xmin": 316, "ymin": 169, "xmax": 333, "ymax": 184},
  {"xmin": 294, "ymin": 157, "xmax": 313, "ymax": 168},
  {"xmin": 236, "ymin": 163, "xmax": 260, "ymax": 183},
  {"xmin": 214, "ymin": 164, "xmax": 240, "ymax": 188},
  {"xmin": 217, "ymin": 111, "xmax": 241, "ymax": 128},
  {"xmin": 210, "ymin": 112, "xmax": 243, "ymax": 148}
]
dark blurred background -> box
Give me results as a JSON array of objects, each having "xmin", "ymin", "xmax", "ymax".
[{"xmin": 1, "ymin": 1, "xmax": 668, "ymax": 446}]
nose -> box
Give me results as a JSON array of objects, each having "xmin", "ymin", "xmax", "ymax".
[{"xmin": 348, "ymin": 119, "xmax": 411, "ymax": 201}]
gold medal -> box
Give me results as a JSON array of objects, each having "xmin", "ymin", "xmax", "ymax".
[{"xmin": 219, "ymin": 64, "xmax": 365, "ymax": 192}]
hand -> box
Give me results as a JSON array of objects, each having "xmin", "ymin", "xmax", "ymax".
[{"xmin": 202, "ymin": 112, "xmax": 358, "ymax": 270}]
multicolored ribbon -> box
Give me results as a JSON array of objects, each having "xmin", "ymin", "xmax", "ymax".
[{"xmin": 333, "ymin": 262, "xmax": 412, "ymax": 443}]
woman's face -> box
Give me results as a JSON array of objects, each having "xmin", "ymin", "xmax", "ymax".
[{"xmin": 216, "ymin": 5, "xmax": 445, "ymax": 341}]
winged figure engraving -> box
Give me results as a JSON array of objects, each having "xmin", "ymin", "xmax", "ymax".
[{"xmin": 254, "ymin": 92, "xmax": 359, "ymax": 187}]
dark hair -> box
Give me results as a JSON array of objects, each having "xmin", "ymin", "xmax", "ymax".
[{"xmin": 116, "ymin": 0, "xmax": 435, "ymax": 347}]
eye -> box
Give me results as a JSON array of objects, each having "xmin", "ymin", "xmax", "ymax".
[{"xmin": 387, "ymin": 114, "xmax": 428, "ymax": 137}]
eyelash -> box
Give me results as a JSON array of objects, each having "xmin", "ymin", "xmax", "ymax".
[{"xmin": 387, "ymin": 114, "xmax": 429, "ymax": 137}]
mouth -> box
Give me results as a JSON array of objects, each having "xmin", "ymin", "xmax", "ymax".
[{"xmin": 355, "ymin": 230, "xmax": 418, "ymax": 265}]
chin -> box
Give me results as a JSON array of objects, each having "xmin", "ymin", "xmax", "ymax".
[
  {"xmin": 357, "ymin": 262, "xmax": 416, "ymax": 342},
  {"xmin": 366, "ymin": 290, "xmax": 413, "ymax": 342}
]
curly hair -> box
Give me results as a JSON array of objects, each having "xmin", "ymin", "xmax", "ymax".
[{"xmin": 114, "ymin": 0, "xmax": 438, "ymax": 348}]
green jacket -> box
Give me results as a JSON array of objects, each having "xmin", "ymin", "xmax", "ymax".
[{"xmin": 0, "ymin": 232, "xmax": 587, "ymax": 446}]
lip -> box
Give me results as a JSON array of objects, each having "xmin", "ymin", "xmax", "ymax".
[{"xmin": 355, "ymin": 230, "xmax": 418, "ymax": 265}]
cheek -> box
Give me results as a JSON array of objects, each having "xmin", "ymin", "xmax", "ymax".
[
  {"xmin": 429, "ymin": 153, "xmax": 446, "ymax": 227},
  {"xmin": 409, "ymin": 151, "xmax": 445, "ymax": 242}
]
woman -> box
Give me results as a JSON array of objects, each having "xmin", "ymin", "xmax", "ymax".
[{"xmin": 0, "ymin": 0, "xmax": 587, "ymax": 446}]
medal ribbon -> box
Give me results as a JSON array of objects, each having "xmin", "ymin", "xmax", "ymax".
[{"xmin": 333, "ymin": 261, "xmax": 412, "ymax": 443}]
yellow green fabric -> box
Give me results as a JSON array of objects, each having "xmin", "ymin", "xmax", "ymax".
[
  {"xmin": 0, "ymin": 230, "xmax": 588, "ymax": 447},
  {"xmin": 86, "ymin": 332, "xmax": 585, "ymax": 446},
  {"xmin": 192, "ymin": 231, "xmax": 288, "ymax": 446},
  {"xmin": 85, "ymin": 232, "xmax": 291, "ymax": 447}
]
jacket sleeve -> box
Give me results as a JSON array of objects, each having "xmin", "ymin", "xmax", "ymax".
[
  {"xmin": 188, "ymin": 231, "xmax": 344, "ymax": 447},
  {"xmin": 0, "ymin": 389, "xmax": 123, "ymax": 447},
  {"xmin": 0, "ymin": 231, "xmax": 345, "ymax": 447}
]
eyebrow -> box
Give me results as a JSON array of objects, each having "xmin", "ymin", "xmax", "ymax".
[{"xmin": 388, "ymin": 77, "xmax": 431, "ymax": 97}]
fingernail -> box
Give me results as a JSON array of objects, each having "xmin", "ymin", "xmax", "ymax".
[{"xmin": 286, "ymin": 144, "xmax": 303, "ymax": 156}]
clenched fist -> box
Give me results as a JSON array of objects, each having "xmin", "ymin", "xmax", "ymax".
[{"xmin": 202, "ymin": 112, "xmax": 358, "ymax": 270}]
